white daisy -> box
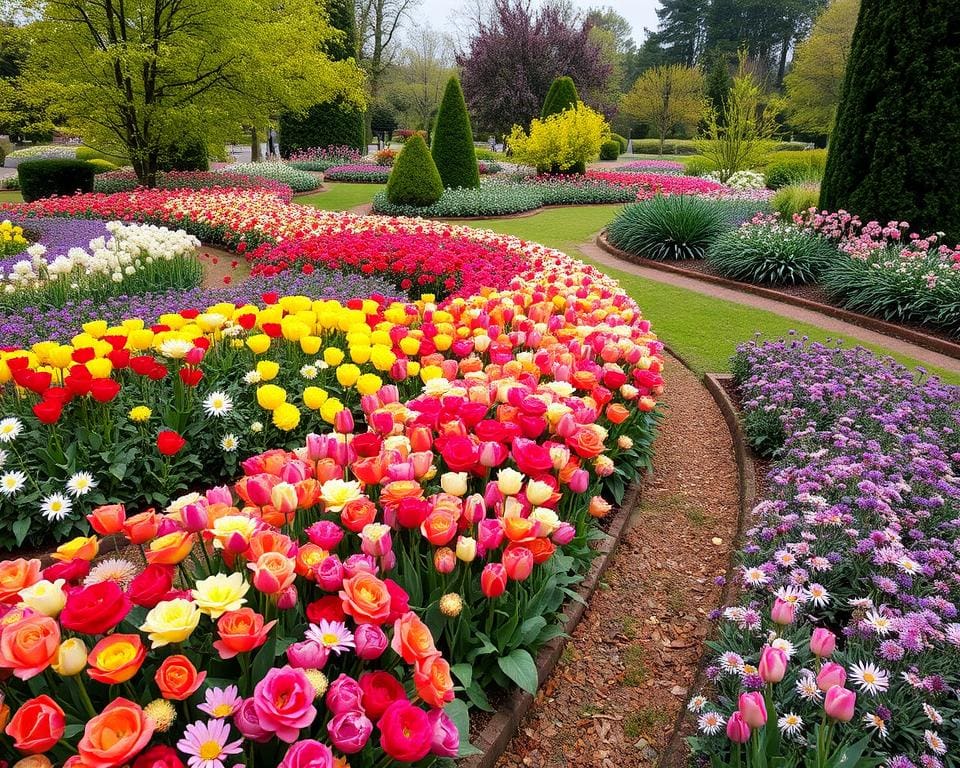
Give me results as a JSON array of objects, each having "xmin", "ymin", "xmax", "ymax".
[
  {"xmin": 796, "ymin": 672, "xmax": 823, "ymax": 701},
  {"xmin": 0, "ymin": 470, "xmax": 26, "ymax": 495},
  {"xmin": 774, "ymin": 550, "xmax": 797, "ymax": 567},
  {"xmin": 924, "ymin": 731, "xmax": 946, "ymax": 756},
  {"xmin": 202, "ymin": 391, "xmax": 233, "ymax": 417},
  {"xmin": 862, "ymin": 712, "xmax": 888, "ymax": 738},
  {"xmin": 687, "ymin": 696, "xmax": 708, "ymax": 713},
  {"xmin": 808, "ymin": 556, "xmax": 832, "ymax": 572},
  {"xmin": 897, "ymin": 556, "xmax": 921, "ymax": 575},
  {"xmin": 220, "ymin": 434, "xmax": 239, "ymax": 452},
  {"xmin": 862, "ymin": 609, "xmax": 893, "ymax": 636},
  {"xmin": 777, "ymin": 713, "xmax": 803, "ymax": 737},
  {"xmin": 719, "ymin": 651, "xmax": 744, "ymax": 674},
  {"xmin": 806, "ymin": 583, "xmax": 830, "ymax": 607},
  {"xmin": 66, "ymin": 471, "xmax": 97, "ymax": 498},
  {"xmin": 771, "ymin": 637, "xmax": 796, "ymax": 658},
  {"xmin": 250, "ymin": 421, "xmax": 263, "ymax": 433},
  {"xmin": 83, "ymin": 558, "xmax": 138, "ymax": 589},
  {"xmin": 697, "ymin": 711, "xmax": 725, "ymax": 735},
  {"xmin": 243, "ymin": 370, "xmax": 261, "ymax": 385},
  {"xmin": 0, "ymin": 417, "xmax": 23, "ymax": 443},
  {"xmin": 742, "ymin": 567, "xmax": 770, "ymax": 586},
  {"xmin": 0, "ymin": 448, "xmax": 7, "ymax": 468},
  {"xmin": 316, "ymin": 360, "xmax": 330, "ymax": 370},
  {"xmin": 775, "ymin": 585, "xmax": 807, "ymax": 605},
  {"xmin": 923, "ymin": 704, "xmax": 943, "ymax": 725},
  {"xmin": 850, "ymin": 662, "xmax": 890, "ymax": 695},
  {"xmin": 40, "ymin": 492, "xmax": 72, "ymax": 521},
  {"xmin": 300, "ymin": 364, "xmax": 318, "ymax": 380}
]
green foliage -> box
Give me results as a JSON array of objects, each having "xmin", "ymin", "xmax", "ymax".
[
  {"xmin": 85, "ymin": 158, "xmax": 118, "ymax": 174},
  {"xmin": 764, "ymin": 151, "xmax": 827, "ymax": 188},
  {"xmin": 599, "ymin": 139, "xmax": 620, "ymax": 160},
  {"xmin": 75, "ymin": 145, "xmax": 127, "ymax": 164},
  {"xmin": 820, "ymin": 0, "xmax": 960, "ymax": 240},
  {"xmin": 508, "ymin": 103, "xmax": 608, "ymax": 174},
  {"xmin": 707, "ymin": 222, "xmax": 837, "ymax": 285},
  {"xmin": 158, "ymin": 139, "xmax": 209, "ymax": 172},
  {"xmin": 629, "ymin": 138, "xmax": 700, "ymax": 154},
  {"xmin": 683, "ymin": 155, "xmax": 719, "ymax": 175},
  {"xmin": 609, "ymin": 133, "xmax": 627, "ymax": 152},
  {"xmin": 541, "ymin": 76, "xmax": 580, "ymax": 118},
  {"xmin": 430, "ymin": 77, "xmax": 480, "ymax": 189},
  {"xmin": 606, "ymin": 195, "xmax": 729, "ymax": 260},
  {"xmin": 771, "ymin": 184, "xmax": 821, "ymax": 218},
  {"xmin": 279, "ymin": 100, "xmax": 365, "ymax": 156},
  {"xmin": 223, "ymin": 162, "xmax": 320, "ymax": 192},
  {"xmin": 18, "ymin": 158, "xmax": 95, "ymax": 202},
  {"xmin": 385, "ymin": 135, "xmax": 443, "ymax": 206},
  {"xmin": 620, "ymin": 64, "xmax": 706, "ymax": 154}
]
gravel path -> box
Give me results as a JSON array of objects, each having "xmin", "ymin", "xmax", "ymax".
[{"xmin": 495, "ymin": 354, "xmax": 740, "ymax": 768}]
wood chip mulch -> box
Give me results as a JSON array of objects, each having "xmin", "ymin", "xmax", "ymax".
[{"xmin": 495, "ymin": 355, "xmax": 740, "ymax": 768}]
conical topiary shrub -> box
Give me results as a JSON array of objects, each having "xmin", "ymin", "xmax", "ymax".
[
  {"xmin": 386, "ymin": 134, "xmax": 444, "ymax": 206},
  {"xmin": 541, "ymin": 75, "xmax": 580, "ymax": 119},
  {"xmin": 431, "ymin": 77, "xmax": 480, "ymax": 189}
]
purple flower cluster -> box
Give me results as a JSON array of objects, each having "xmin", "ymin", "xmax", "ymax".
[
  {"xmin": 322, "ymin": 164, "xmax": 391, "ymax": 183},
  {"xmin": 0, "ymin": 270, "xmax": 400, "ymax": 347},
  {"xmin": 693, "ymin": 337, "xmax": 959, "ymax": 764},
  {"xmin": 615, "ymin": 159, "xmax": 686, "ymax": 175},
  {"xmin": 1, "ymin": 217, "xmax": 109, "ymax": 272}
]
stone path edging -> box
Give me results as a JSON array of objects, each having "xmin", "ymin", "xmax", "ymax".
[{"xmin": 595, "ymin": 231, "xmax": 960, "ymax": 364}]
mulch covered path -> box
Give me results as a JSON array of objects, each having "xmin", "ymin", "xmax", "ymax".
[{"xmin": 495, "ymin": 354, "xmax": 740, "ymax": 768}]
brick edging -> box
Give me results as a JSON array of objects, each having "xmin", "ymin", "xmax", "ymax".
[{"xmin": 595, "ymin": 232, "xmax": 960, "ymax": 361}]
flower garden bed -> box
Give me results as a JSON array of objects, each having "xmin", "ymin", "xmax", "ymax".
[
  {"xmin": 0, "ymin": 185, "xmax": 665, "ymax": 765},
  {"xmin": 596, "ymin": 231, "xmax": 960, "ymax": 361},
  {"xmin": 323, "ymin": 164, "xmax": 392, "ymax": 183}
]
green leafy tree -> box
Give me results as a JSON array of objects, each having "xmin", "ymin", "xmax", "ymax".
[
  {"xmin": 22, "ymin": 0, "xmax": 365, "ymax": 185},
  {"xmin": 386, "ymin": 134, "xmax": 443, "ymax": 206},
  {"xmin": 430, "ymin": 76, "xmax": 480, "ymax": 189},
  {"xmin": 784, "ymin": 0, "xmax": 860, "ymax": 136},
  {"xmin": 694, "ymin": 52, "xmax": 783, "ymax": 180},
  {"xmin": 621, "ymin": 64, "xmax": 706, "ymax": 155},
  {"xmin": 820, "ymin": 0, "xmax": 960, "ymax": 239},
  {"xmin": 541, "ymin": 76, "xmax": 580, "ymax": 119}
]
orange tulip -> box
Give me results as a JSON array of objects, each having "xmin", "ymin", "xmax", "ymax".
[
  {"xmin": 146, "ymin": 531, "xmax": 196, "ymax": 565},
  {"xmin": 86, "ymin": 504, "xmax": 126, "ymax": 535}
]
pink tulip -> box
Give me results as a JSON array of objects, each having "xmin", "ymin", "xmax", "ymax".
[
  {"xmin": 502, "ymin": 546, "xmax": 534, "ymax": 581},
  {"xmin": 477, "ymin": 518, "xmax": 504, "ymax": 551},
  {"xmin": 568, "ymin": 469, "xmax": 589, "ymax": 493},
  {"xmin": 334, "ymin": 409, "xmax": 355, "ymax": 434},
  {"xmin": 551, "ymin": 522, "xmax": 576, "ymax": 546},
  {"xmin": 738, "ymin": 692, "xmax": 767, "ymax": 728},
  {"xmin": 726, "ymin": 711, "xmax": 751, "ymax": 743},
  {"xmin": 306, "ymin": 521, "xmax": 344, "ymax": 551},
  {"xmin": 180, "ymin": 503, "xmax": 209, "ymax": 533},
  {"xmin": 771, "ymin": 597, "xmax": 797, "ymax": 626},
  {"xmin": 816, "ymin": 662, "xmax": 846, "ymax": 691},
  {"xmin": 758, "ymin": 645, "xmax": 788, "ymax": 683},
  {"xmin": 810, "ymin": 628, "xmax": 836, "ymax": 658},
  {"xmin": 824, "ymin": 685, "xmax": 856, "ymax": 722}
]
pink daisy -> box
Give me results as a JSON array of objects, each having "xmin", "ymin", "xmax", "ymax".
[
  {"xmin": 305, "ymin": 619, "xmax": 356, "ymax": 655},
  {"xmin": 177, "ymin": 719, "xmax": 243, "ymax": 768},
  {"xmin": 197, "ymin": 685, "xmax": 242, "ymax": 719}
]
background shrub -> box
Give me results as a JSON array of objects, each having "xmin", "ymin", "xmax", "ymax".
[
  {"xmin": 707, "ymin": 222, "xmax": 837, "ymax": 285},
  {"xmin": 75, "ymin": 146, "xmax": 128, "ymax": 165},
  {"xmin": 158, "ymin": 139, "xmax": 209, "ymax": 172},
  {"xmin": 431, "ymin": 77, "xmax": 480, "ymax": 189},
  {"xmin": 18, "ymin": 159, "xmax": 95, "ymax": 202},
  {"xmin": 323, "ymin": 164, "xmax": 391, "ymax": 183},
  {"xmin": 771, "ymin": 184, "xmax": 821, "ymax": 218},
  {"xmin": 599, "ymin": 140, "xmax": 620, "ymax": 160},
  {"xmin": 279, "ymin": 99, "xmax": 365, "ymax": 156},
  {"xmin": 684, "ymin": 155, "xmax": 719, "ymax": 176},
  {"xmin": 541, "ymin": 75, "xmax": 580, "ymax": 119},
  {"xmin": 606, "ymin": 194, "xmax": 728, "ymax": 260},
  {"xmin": 763, "ymin": 150, "xmax": 827, "ymax": 189},
  {"xmin": 386, "ymin": 135, "xmax": 443, "ymax": 206},
  {"xmin": 85, "ymin": 158, "xmax": 118, "ymax": 174},
  {"xmin": 610, "ymin": 133, "xmax": 628, "ymax": 153},
  {"xmin": 629, "ymin": 138, "xmax": 699, "ymax": 155}
]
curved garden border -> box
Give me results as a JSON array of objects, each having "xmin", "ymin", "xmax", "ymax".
[
  {"xmin": 368, "ymin": 201, "xmax": 627, "ymax": 222},
  {"xmin": 465, "ymin": 360, "xmax": 757, "ymax": 768},
  {"xmin": 596, "ymin": 231, "xmax": 960, "ymax": 361}
]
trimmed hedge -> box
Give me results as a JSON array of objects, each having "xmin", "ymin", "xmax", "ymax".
[
  {"xmin": 599, "ymin": 140, "xmax": 620, "ymax": 161},
  {"xmin": 629, "ymin": 138, "xmax": 699, "ymax": 155},
  {"xmin": 386, "ymin": 135, "xmax": 443, "ymax": 206},
  {"xmin": 431, "ymin": 77, "xmax": 480, "ymax": 189},
  {"xmin": 279, "ymin": 100, "xmax": 365, "ymax": 157},
  {"xmin": 541, "ymin": 76, "xmax": 579, "ymax": 119},
  {"xmin": 158, "ymin": 139, "xmax": 209, "ymax": 172},
  {"xmin": 75, "ymin": 146, "xmax": 128, "ymax": 165},
  {"xmin": 18, "ymin": 159, "xmax": 95, "ymax": 202},
  {"xmin": 610, "ymin": 133, "xmax": 628, "ymax": 153},
  {"xmin": 86, "ymin": 159, "xmax": 118, "ymax": 174}
]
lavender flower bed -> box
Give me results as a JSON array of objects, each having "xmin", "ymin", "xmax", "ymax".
[
  {"xmin": 1, "ymin": 217, "xmax": 109, "ymax": 272},
  {"xmin": 688, "ymin": 337, "xmax": 959, "ymax": 767},
  {"xmin": 616, "ymin": 159, "xmax": 685, "ymax": 175},
  {"xmin": 323, "ymin": 164, "xmax": 391, "ymax": 183},
  {"xmin": 0, "ymin": 270, "xmax": 400, "ymax": 347}
]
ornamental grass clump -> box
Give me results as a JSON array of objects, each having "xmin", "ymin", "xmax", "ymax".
[
  {"xmin": 706, "ymin": 218, "xmax": 838, "ymax": 285},
  {"xmin": 606, "ymin": 195, "xmax": 729, "ymax": 260}
]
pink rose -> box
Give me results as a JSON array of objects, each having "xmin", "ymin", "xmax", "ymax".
[
  {"xmin": 315, "ymin": 555, "xmax": 344, "ymax": 592},
  {"xmin": 377, "ymin": 701, "xmax": 432, "ymax": 763},
  {"xmin": 279, "ymin": 739, "xmax": 335, "ymax": 768},
  {"xmin": 326, "ymin": 710, "xmax": 373, "ymax": 754},
  {"xmin": 252, "ymin": 667, "xmax": 317, "ymax": 743},
  {"xmin": 233, "ymin": 698, "xmax": 270, "ymax": 743},
  {"xmin": 354, "ymin": 624, "xmax": 388, "ymax": 660},
  {"xmin": 428, "ymin": 708, "xmax": 459, "ymax": 757},
  {"xmin": 325, "ymin": 673, "xmax": 364, "ymax": 714},
  {"xmin": 286, "ymin": 640, "xmax": 329, "ymax": 669}
]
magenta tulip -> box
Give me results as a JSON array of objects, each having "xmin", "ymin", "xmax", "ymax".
[
  {"xmin": 810, "ymin": 628, "xmax": 836, "ymax": 658},
  {"xmin": 726, "ymin": 711, "xmax": 751, "ymax": 743},
  {"xmin": 816, "ymin": 662, "xmax": 846, "ymax": 692},
  {"xmin": 758, "ymin": 645, "xmax": 788, "ymax": 683}
]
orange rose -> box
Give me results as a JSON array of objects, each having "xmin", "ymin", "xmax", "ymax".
[
  {"xmin": 568, "ymin": 425, "xmax": 605, "ymax": 459},
  {"xmin": 526, "ymin": 536, "xmax": 556, "ymax": 564},
  {"xmin": 87, "ymin": 634, "xmax": 146, "ymax": 685},
  {"xmin": 78, "ymin": 698, "xmax": 154, "ymax": 768},
  {"xmin": 122, "ymin": 509, "xmax": 160, "ymax": 545},
  {"xmin": 390, "ymin": 611, "xmax": 437, "ymax": 664},
  {"xmin": 340, "ymin": 497, "xmax": 377, "ymax": 533},
  {"xmin": 413, "ymin": 653, "xmax": 455, "ymax": 708},
  {"xmin": 589, "ymin": 496, "xmax": 613, "ymax": 518},
  {"xmin": 155, "ymin": 654, "xmax": 206, "ymax": 700},
  {"xmin": 379, "ymin": 480, "xmax": 424, "ymax": 507},
  {"xmin": 0, "ymin": 614, "xmax": 60, "ymax": 680},
  {"xmin": 247, "ymin": 530, "xmax": 294, "ymax": 560},
  {"xmin": 339, "ymin": 572, "xmax": 391, "ymax": 624},
  {"xmin": 604, "ymin": 403, "xmax": 630, "ymax": 425},
  {"xmin": 0, "ymin": 558, "xmax": 41, "ymax": 604},
  {"xmin": 571, "ymin": 370, "xmax": 598, "ymax": 390},
  {"xmin": 86, "ymin": 504, "xmax": 126, "ymax": 535},
  {"xmin": 212, "ymin": 608, "xmax": 276, "ymax": 660},
  {"xmin": 420, "ymin": 510, "xmax": 457, "ymax": 546},
  {"xmin": 146, "ymin": 531, "xmax": 196, "ymax": 565},
  {"xmin": 557, "ymin": 455, "xmax": 581, "ymax": 484},
  {"xmin": 459, "ymin": 356, "xmax": 483, "ymax": 374},
  {"xmin": 295, "ymin": 543, "xmax": 328, "ymax": 579},
  {"xmin": 5, "ymin": 694, "xmax": 64, "ymax": 754}
]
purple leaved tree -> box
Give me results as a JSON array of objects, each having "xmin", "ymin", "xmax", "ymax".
[{"xmin": 456, "ymin": 0, "xmax": 613, "ymax": 136}]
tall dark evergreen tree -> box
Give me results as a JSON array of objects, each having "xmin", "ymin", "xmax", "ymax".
[
  {"xmin": 431, "ymin": 77, "xmax": 481, "ymax": 189},
  {"xmin": 655, "ymin": 0, "xmax": 708, "ymax": 66},
  {"xmin": 820, "ymin": 0, "xmax": 960, "ymax": 239},
  {"xmin": 279, "ymin": 0, "xmax": 364, "ymax": 155}
]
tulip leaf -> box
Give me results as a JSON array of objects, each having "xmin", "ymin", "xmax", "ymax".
[
  {"xmin": 12, "ymin": 517, "xmax": 29, "ymax": 546},
  {"xmin": 518, "ymin": 616, "xmax": 548, "ymax": 647},
  {"xmin": 443, "ymin": 698, "xmax": 482, "ymax": 758},
  {"xmin": 497, "ymin": 648, "xmax": 539, "ymax": 694},
  {"xmin": 451, "ymin": 662, "xmax": 473, "ymax": 688},
  {"xmin": 251, "ymin": 634, "xmax": 276, "ymax": 683}
]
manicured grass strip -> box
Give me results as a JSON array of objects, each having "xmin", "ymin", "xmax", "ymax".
[
  {"xmin": 298, "ymin": 182, "xmax": 384, "ymax": 211},
  {"xmin": 0, "ymin": 190, "xmax": 23, "ymax": 204},
  {"xmin": 458, "ymin": 207, "xmax": 960, "ymax": 384}
]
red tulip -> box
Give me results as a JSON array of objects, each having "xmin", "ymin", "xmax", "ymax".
[{"xmin": 157, "ymin": 430, "xmax": 186, "ymax": 456}]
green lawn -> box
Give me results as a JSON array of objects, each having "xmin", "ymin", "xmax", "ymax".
[
  {"xmin": 0, "ymin": 190, "xmax": 23, "ymax": 204},
  {"xmin": 297, "ymin": 182, "xmax": 383, "ymax": 212},
  {"xmin": 453, "ymin": 207, "xmax": 960, "ymax": 384}
]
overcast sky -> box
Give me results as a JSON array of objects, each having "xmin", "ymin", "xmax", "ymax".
[{"xmin": 420, "ymin": 0, "xmax": 660, "ymax": 48}]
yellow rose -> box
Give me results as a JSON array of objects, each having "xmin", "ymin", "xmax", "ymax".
[
  {"xmin": 191, "ymin": 572, "xmax": 249, "ymax": 619},
  {"xmin": 336, "ymin": 364, "xmax": 360, "ymax": 388},
  {"xmin": 139, "ymin": 598, "xmax": 201, "ymax": 648},
  {"xmin": 319, "ymin": 397, "xmax": 345, "ymax": 424},
  {"xmin": 256, "ymin": 384, "xmax": 287, "ymax": 411},
  {"xmin": 256, "ymin": 360, "xmax": 280, "ymax": 381},
  {"xmin": 303, "ymin": 386, "xmax": 329, "ymax": 410},
  {"xmin": 18, "ymin": 578, "xmax": 66, "ymax": 617},
  {"xmin": 52, "ymin": 638, "xmax": 88, "ymax": 676},
  {"xmin": 356, "ymin": 373, "xmax": 383, "ymax": 396},
  {"xmin": 272, "ymin": 402, "xmax": 301, "ymax": 431},
  {"xmin": 13, "ymin": 756, "xmax": 54, "ymax": 768},
  {"xmin": 246, "ymin": 334, "xmax": 271, "ymax": 355},
  {"xmin": 323, "ymin": 347, "xmax": 345, "ymax": 366}
]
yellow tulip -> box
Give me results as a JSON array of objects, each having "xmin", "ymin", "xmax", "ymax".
[
  {"xmin": 300, "ymin": 336, "xmax": 322, "ymax": 355},
  {"xmin": 420, "ymin": 365, "xmax": 443, "ymax": 383},
  {"xmin": 303, "ymin": 386, "xmax": 329, "ymax": 410},
  {"xmin": 356, "ymin": 373, "xmax": 383, "ymax": 396},
  {"xmin": 349, "ymin": 345, "xmax": 371, "ymax": 365},
  {"xmin": 336, "ymin": 363, "xmax": 360, "ymax": 388},
  {"xmin": 128, "ymin": 329, "xmax": 154, "ymax": 350},
  {"xmin": 247, "ymin": 334, "xmax": 271, "ymax": 354},
  {"xmin": 256, "ymin": 384, "xmax": 287, "ymax": 410},
  {"xmin": 323, "ymin": 347, "xmax": 345, "ymax": 367},
  {"xmin": 82, "ymin": 320, "xmax": 108, "ymax": 338},
  {"xmin": 86, "ymin": 358, "xmax": 113, "ymax": 379},
  {"xmin": 399, "ymin": 337, "xmax": 420, "ymax": 356},
  {"xmin": 256, "ymin": 360, "xmax": 280, "ymax": 381},
  {"xmin": 319, "ymin": 397, "xmax": 345, "ymax": 424},
  {"xmin": 272, "ymin": 402, "xmax": 301, "ymax": 431}
]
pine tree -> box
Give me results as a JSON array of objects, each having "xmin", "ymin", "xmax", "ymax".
[
  {"xmin": 541, "ymin": 76, "xmax": 580, "ymax": 118},
  {"xmin": 431, "ymin": 77, "xmax": 481, "ymax": 189},
  {"xmin": 820, "ymin": 0, "xmax": 960, "ymax": 239},
  {"xmin": 655, "ymin": 0, "xmax": 708, "ymax": 66},
  {"xmin": 387, "ymin": 135, "xmax": 444, "ymax": 206}
]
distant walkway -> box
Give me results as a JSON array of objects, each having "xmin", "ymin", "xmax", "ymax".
[{"xmin": 580, "ymin": 240, "xmax": 960, "ymax": 375}]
